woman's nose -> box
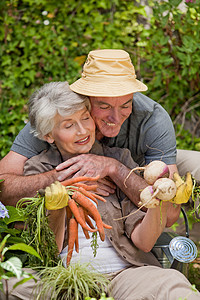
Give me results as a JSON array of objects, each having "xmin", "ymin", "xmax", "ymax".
[{"xmin": 77, "ymin": 123, "xmax": 87, "ymax": 134}]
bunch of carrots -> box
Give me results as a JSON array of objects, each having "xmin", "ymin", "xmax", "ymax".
[{"xmin": 45, "ymin": 176, "xmax": 112, "ymax": 266}]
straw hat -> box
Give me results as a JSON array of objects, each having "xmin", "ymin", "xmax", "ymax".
[{"xmin": 70, "ymin": 49, "xmax": 148, "ymax": 97}]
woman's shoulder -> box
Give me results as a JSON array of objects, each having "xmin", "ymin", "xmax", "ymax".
[{"xmin": 23, "ymin": 145, "xmax": 62, "ymax": 175}]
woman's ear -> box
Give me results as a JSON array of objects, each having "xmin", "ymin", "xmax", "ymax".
[{"xmin": 44, "ymin": 133, "xmax": 54, "ymax": 144}]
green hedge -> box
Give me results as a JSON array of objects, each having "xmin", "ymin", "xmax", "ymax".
[{"xmin": 0, "ymin": 0, "xmax": 199, "ymax": 158}]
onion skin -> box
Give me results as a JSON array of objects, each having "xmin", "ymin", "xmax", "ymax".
[
  {"xmin": 152, "ymin": 178, "xmax": 177, "ymax": 201},
  {"xmin": 144, "ymin": 161, "xmax": 169, "ymax": 185}
]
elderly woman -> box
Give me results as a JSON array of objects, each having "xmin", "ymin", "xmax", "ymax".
[
  {"xmin": 23, "ymin": 81, "xmax": 144, "ymax": 259},
  {"xmin": 6, "ymin": 81, "xmax": 199, "ymax": 300}
]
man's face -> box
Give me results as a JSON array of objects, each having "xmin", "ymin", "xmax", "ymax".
[{"xmin": 89, "ymin": 94, "xmax": 133, "ymax": 139}]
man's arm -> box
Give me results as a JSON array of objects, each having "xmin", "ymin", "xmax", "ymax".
[
  {"xmin": 56, "ymin": 155, "xmax": 181, "ymax": 223},
  {"xmin": 0, "ymin": 151, "xmax": 58, "ymax": 206},
  {"xmin": 56, "ymin": 153, "xmax": 148, "ymax": 208}
]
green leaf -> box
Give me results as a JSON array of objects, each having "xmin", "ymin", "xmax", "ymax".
[
  {"xmin": 0, "ymin": 234, "xmax": 10, "ymax": 253},
  {"xmin": 185, "ymin": 55, "xmax": 191, "ymax": 66},
  {"xmin": 1, "ymin": 227, "xmax": 21, "ymax": 236},
  {"xmin": 7, "ymin": 236, "xmax": 25, "ymax": 244},
  {"xmin": 7, "ymin": 243, "xmax": 41, "ymax": 260},
  {"xmin": 0, "ymin": 257, "xmax": 22, "ymax": 279},
  {"xmin": 0, "ymin": 221, "xmax": 8, "ymax": 233},
  {"xmin": 0, "ymin": 281, "xmax": 3, "ymax": 292},
  {"xmin": 170, "ymin": 0, "xmax": 182, "ymax": 7},
  {"xmin": 4, "ymin": 206, "xmax": 25, "ymax": 224},
  {"xmin": 13, "ymin": 273, "xmax": 37, "ymax": 289}
]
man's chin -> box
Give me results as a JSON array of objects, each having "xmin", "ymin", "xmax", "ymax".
[
  {"xmin": 102, "ymin": 128, "xmax": 120, "ymax": 138},
  {"xmin": 98, "ymin": 123, "xmax": 121, "ymax": 138}
]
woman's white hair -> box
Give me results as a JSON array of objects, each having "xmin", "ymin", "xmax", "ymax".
[{"xmin": 29, "ymin": 81, "xmax": 90, "ymax": 139}]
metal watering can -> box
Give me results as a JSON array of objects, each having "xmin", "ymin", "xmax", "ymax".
[{"xmin": 152, "ymin": 208, "xmax": 197, "ymax": 277}]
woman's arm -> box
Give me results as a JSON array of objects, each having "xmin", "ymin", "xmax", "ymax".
[
  {"xmin": 47, "ymin": 208, "xmax": 66, "ymax": 253},
  {"xmin": 130, "ymin": 201, "xmax": 169, "ymax": 252}
]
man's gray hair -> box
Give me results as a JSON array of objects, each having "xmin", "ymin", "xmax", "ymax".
[{"xmin": 29, "ymin": 81, "xmax": 90, "ymax": 139}]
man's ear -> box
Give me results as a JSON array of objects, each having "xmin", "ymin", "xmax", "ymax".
[{"xmin": 44, "ymin": 133, "xmax": 54, "ymax": 144}]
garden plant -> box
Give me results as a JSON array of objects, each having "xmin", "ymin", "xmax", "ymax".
[{"xmin": 0, "ymin": 191, "xmax": 41, "ymax": 299}]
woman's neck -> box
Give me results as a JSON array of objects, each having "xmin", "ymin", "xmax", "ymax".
[{"xmin": 61, "ymin": 152, "xmax": 77, "ymax": 162}]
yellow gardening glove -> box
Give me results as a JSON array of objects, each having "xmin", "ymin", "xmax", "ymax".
[
  {"xmin": 45, "ymin": 181, "xmax": 69, "ymax": 210},
  {"xmin": 170, "ymin": 172, "xmax": 193, "ymax": 205}
]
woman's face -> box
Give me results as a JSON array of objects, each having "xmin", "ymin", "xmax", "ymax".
[{"xmin": 45, "ymin": 108, "xmax": 96, "ymax": 155}]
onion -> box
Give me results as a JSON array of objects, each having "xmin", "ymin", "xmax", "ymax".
[
  {"xmin": 152, "ymin": 178, "xmax": 177, "ymax": 201},
  {"xmin": 143, "ymin": 161, "xmax": 169, "ymax": 185},
  {"xmin": 139, "ymin": 186, "xmax": 160, "ymax": 208}
]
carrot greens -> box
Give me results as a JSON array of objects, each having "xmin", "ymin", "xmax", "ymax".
[{"xmin": 16, "ymin": 194, "xmax": 59, "ymax": 268}]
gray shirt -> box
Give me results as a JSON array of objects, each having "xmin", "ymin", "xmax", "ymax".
[{"xmin": 11, "ymin": 92, "xmax": 176, "ymax": 166}]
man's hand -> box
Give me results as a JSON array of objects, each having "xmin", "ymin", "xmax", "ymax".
[
  {"xmin": 56, "ymin": 154, "xmax": 116, "ymax": 196},
  {"xmin": 56, "ymin": 154, "xmax": 114, "ymax": 179},
  {"xmin": 45, "ymin": 181, "xmax": 69, "ymax": 210},
  {"xmin": 170, "ymin": 172, "xmax": 193, "ymax": 205}
]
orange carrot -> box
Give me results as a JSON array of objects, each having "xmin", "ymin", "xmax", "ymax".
[
  {"xmin": 61, "ymin": 175, "xmax": 100, "ymax": 187},
  {"xmin": 78, "ymin": 206, "xmax": 90, "ymax": 239},
  {"xmin": 102, "ymin": 222, "xmax": 112, "ymax": 229},
  {"xmin": 86, "ymin": 209, "xmax": 105, "ymax": 242},
  {"xmin": 66, "ymin": 206, "xmax": 72, "ymax": 220},
  {"xmin": 74, "ymin": 183, "xmax": 97, "ymax": 191},
  {"xmin": 86, "ymin": 212, "xmax": 112, "ymax": 230},
  {"xmin": 68, "ymin": 198, "xmax": 97, "ymax": 233},
  {"xmin": 93, "ymin": 193, "xmax": 107, "ymax": 203},
  {"xmin": 72, "ymin": 191, "xmax": 105, "ymax": 241},
  {"xmin": 83, "ymin": 210, "xmax": 96, "ymax": 230},
  {"xmin": 78, "ymin": 187, "xmax": 98, "ymax": 205},
  {"xmin": 72, "ymin": 191, "xmax": 99, "ymax": 217},
  {"xmin": 67, "ymin": 217, "xmax": 77, "ymax": 266},
  {"xmin": 75, "ymin": 221, "xmax": 79, "ymax": 253}
]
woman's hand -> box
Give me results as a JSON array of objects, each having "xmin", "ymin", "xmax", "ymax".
[{"xmin": 94, "ymin": 177, "xmax": 116, "ymax": 196}]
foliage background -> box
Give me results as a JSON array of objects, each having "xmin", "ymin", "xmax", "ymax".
[{"xmin": 0, "ymin": 0, "xmax": 200, "ymax": 159}]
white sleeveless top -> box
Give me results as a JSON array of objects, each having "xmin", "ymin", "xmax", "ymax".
[{"xmin": 60, "ymin": 217, "xmax": 131, "ymax": 273}]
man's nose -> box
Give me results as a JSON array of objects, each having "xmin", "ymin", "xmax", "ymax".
[{"xmin": 108, "ymin": 108, "xmax": 120, "ymax": 123}]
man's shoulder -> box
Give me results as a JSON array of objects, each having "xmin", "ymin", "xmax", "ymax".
[
  {"xmin": 91, "ymin": 140, "xmax": 128, "ymax": 160},
  {"xmin": 130, "ymin": 92, "xmax": 169, "ymax": 121},
  {"xmin": 11, "ymin": 122, "xmax": 49, "ymax": 158},
  {"xmin": 132, "ymin": 92, "xmax": 157, "ymax": 113}
]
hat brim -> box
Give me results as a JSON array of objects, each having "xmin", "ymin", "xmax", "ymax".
[{"xmin": 70, "ymin": 77, "xmax": 148, "ymax": 97}]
